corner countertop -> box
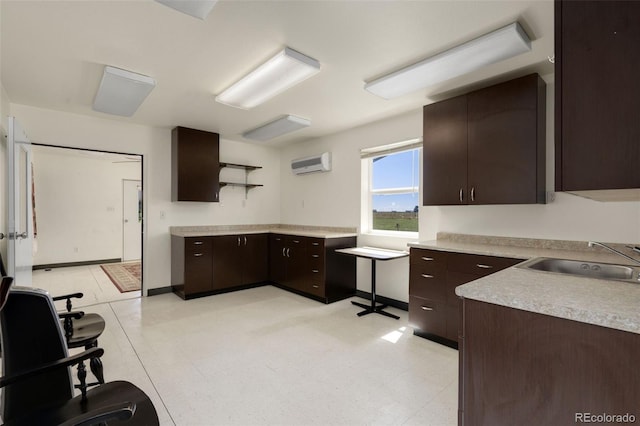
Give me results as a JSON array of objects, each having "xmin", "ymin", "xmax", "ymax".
[
  {"xmin": 410, "ymin": 233, "xmax": 640, "ymax": 335},
  {"xmin": 170, "ymin": 224, "xmax": 358, "ymax": 239}
]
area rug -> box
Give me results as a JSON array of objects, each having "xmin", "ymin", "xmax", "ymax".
[{"xmin": 100, "ymin": 261, "xmax": 141, "ymax": 293}]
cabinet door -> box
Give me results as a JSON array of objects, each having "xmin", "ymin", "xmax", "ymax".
[
  {"xmin": 467, "ymin": 74, "xmax": 545, "ymax": 204},
  {"xmin": 243, "ymin": 234, "xmax": 269, "ymax": 285},
  {"xmin": 556, "ymin": 0, "xmax": 640, "ymax": 191},
  {"xmin": 286, "ymin": 237, "xmax": 308, "ymax": 291},
  {"xmin": 212, "ymin": 235, "xmax": 242, "ymax": 289},
  {"xmin": 269, "ymin": 234, "xmax": 287, "ymax": 284},
  {"xmin": 422, "ymin": 95, "xmax": 468, "ymax": 205},
  {"xmin": 171, "ymin": 127, "xmax": 220, "ymax": 202}
]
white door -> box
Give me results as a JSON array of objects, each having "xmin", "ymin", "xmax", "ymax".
[
  {"xmin": 122, "ymin": 179, "xmax": 141, "ymax": 261},
  {"xmin": 4, "ymin": 117, "xmax": 33, "ymax": 285}
]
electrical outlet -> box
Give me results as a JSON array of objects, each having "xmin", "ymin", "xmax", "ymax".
[
  {"xmin": 546, "ymin": 191, "xmax": 556, "ymax": 203},
  {"xmin": 159, "ymin": 210, "xmax": 166, "ymax": 219}
]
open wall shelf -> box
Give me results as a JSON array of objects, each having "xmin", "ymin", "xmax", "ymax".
[{"xmin": 219, "ymin": 162, "xmax": 263, "ymax": 198}]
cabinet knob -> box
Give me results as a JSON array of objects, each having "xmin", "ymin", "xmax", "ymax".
[{"xmin": 421, "ymin": 306, "xmax": 434, "ymax": 311}]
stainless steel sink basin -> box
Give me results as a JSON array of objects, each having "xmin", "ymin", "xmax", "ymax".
[{"xmin": 516, "ymin": 257, "xmax": 640, "ymax": 284}]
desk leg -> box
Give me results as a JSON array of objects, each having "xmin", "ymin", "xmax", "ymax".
[{"xmin": 351, "ymin": 259, "xmax": 399, "ymax": 320}]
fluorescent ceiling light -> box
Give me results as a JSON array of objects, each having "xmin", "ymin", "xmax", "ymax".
[
  {"xmin": 155, "ymin": 0, "xmax": 217, "ymax": 20},
  {"xmin": 92, "ymin": 66, "xmax": 156, "ymax": 117},
  {"xmin": 216, "ymin": 48, "xmax": 320, "ymax": 109},
  {"xmin": 242, "ymin": 115, "xmax": 311, "ymax": 141},
  {"xmin": 365, "ymin": 22, "xmax": 531, "ymax": 99}
]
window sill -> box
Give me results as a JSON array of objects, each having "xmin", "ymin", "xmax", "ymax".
[{"xmin": 360, "ymin": 230, "xmax": 419, "ymax": 239}]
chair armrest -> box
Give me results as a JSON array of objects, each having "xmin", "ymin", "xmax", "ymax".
[
  {"xmin": 58, "ymin": 311, "xmax": 85, "ymax": 320},
  {"xmin": 0, "ymin": 347, "xmax": 104, "ymax": 388},
  {"xmin": 52, "ymin": 292, "xmax": 84, "ymax": 301},
  {"xmin": 52, "ymin": 292, "xmax": 84, "ymax": 312},
  {"xmin": 58, "ymin": 402, "xmax": 136, "ymax": 426}
]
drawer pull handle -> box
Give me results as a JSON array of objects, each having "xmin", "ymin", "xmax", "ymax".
[
  {"xmin": 293, "ymin": 240, "xmax": 300, "ymax": 243},
  {"xmin": 421, "ymin": 274, "xmax": 434, "ymax": 279},
  {"xmin": 476, "ymin": 264, "xmax": 493, "ymax": 269},
  {"xmin": 193, "ymin": 241, "xmax": 204, "ymax": 245},
  {"xmin": 193, "ymin": 253, "xmax": 204, "ymax": 257},
  {"xmin": 312, "ymin": 269, "xmax": 319, "ymax": 273},
  {"xmin": 312, "ymin": 254, "xmax": 319, "ymax": 258},
  {"xmin": 312, "ymin": 242, "xmax": 320, "ymax": 246},
  {"xmin": 421, "ymin": 306, "xmax": 434, "ymax": 311},
  {"xmin": 312, "ymin": 285, "xmax": 319, "ymax": 289},
  {"xmin": 421, "ymin": 257, "xmax": 434, "ymax": 261}
]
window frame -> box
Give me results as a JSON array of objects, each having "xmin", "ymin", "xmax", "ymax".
[{"xmin": 361, "ymin": 142, "xmax": 421, "ymax": 237}]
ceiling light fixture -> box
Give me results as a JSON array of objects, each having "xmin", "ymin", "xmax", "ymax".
[
  {"xmin": 154, "ymin": 0, "xmax": 217, "ymax": 20},
  {"xmin": 92, "ymin": 66, "xmax": 156, "ymax": 117},
  {"xmin": 216, "ymin": 47, "xmax": 321, "ymax": 109},
  {"xmin": 365, "ymin": 22, "xmax": 532, "ymax": 99},
  {"xmin": 242, "ymin": 115, "xmax": 311, "ymax": 141}
]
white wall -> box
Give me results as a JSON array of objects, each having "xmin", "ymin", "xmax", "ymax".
[
  {"xmin": 280, "ymin": 77, "xmax": 640, "ymax": 302},
  {"xmin": 10, "ymin": 103, "xmax": 281, "ymax": 292},
  {"xmin": 31, "ymin": 147, "xmax": 141, "ymax": 265}
]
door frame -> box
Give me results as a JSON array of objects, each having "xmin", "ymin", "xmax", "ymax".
[
  {"xmin": 31, "ymin": 143, "xmax": 145, "ymax": 293},
  {"xmin": 122, "ymin": 179, "xmax": 142, "ymax": 262}
]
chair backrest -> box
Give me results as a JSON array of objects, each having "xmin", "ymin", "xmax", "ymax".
[{"xmin": 0, "ymin": 286, "xmax": 75, "ymax": 422}]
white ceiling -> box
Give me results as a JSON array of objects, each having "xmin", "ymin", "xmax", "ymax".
[{"xmin": 0, "ymin": 0, "xmax": 554, "ymax": 147}]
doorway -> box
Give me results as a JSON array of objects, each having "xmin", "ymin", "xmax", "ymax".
[{"xmin": 29, "ymin": 144, "xmax": 143, "ymax": 306}]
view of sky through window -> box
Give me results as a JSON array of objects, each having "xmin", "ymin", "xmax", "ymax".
[{"xmin": 372, "ymin": 149, "xmax": 420, "ymax": 212}]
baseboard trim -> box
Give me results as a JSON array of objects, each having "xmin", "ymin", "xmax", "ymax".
[
  {"xmin": 33, "ymin": 258, "xmax": 122, "ymax": 270},
  {"xmin": 147, "ymin": 286, "xmax": 173, "ymax": 296},
  {"xmin": 355, "ymin": 290, "xmax": 408, "ymax": 311}
]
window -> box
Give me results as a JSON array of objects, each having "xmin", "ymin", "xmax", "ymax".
[{"xmin": 361, "ymin": 140, "xmax": 421, "ymax": 234}]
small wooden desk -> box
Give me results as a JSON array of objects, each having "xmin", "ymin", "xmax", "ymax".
[{"xmin": 335, "ymin": 247, "xmax": 409, "ymax": 320}]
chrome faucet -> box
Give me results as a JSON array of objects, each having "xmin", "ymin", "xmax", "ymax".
[{"xmin": 588, "ymin": 241, "xmax": 640, "ymax": 265}]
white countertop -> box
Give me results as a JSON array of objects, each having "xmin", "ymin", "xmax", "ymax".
[
  {"xmin": 170, "ymin": 225, "xmax": 357, "ymax": 239},
  {"xmin": 410, "ymin": 233, "xmax": 640, "ymax": 335}
]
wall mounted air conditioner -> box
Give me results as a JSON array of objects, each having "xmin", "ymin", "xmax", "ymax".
[{"xmin": 291, "ymin": 152, "xmax": 331, "ymax": 175}]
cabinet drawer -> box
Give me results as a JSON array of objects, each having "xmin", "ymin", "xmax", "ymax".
[
  {"xmin": 409, "ymin": 268, "xmax": 447, "ymax": 301},
  {"xmin": 409, "ymin": 296, "xmax": 446, "ymax": 337},
  {"xmin": 302, "ymin": 281, "xmax": 325, "ymax": 298},
  {"xmin": 410, "ymin": 248, "xmax": 447, "ymax": 272},
  {"xmin": 309, "ymin": 267, "xmax": 325, "ymax": 283},
  {"xmin": 448, "ymin": 253, "xmax": 521, "ymax": 277},
  {"xmin": 308, "ymin": 238, "xmax": 325, "ymax": 253},
  {"xmin": 185, "ymin": 237, "xmax": 212, "ymax": 253}
]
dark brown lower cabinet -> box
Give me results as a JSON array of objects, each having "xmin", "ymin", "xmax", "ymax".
[
  {"xmin": 409, "ymin": 248, "xmax": 520, "ymax": 346},
  {"xmin": 172, "ymin": 233, "xmax": 269, "ymax": 299},
  {"xmin": 269, "ymin": 234, "xmax": 356, "ymax": 303},
  {"xmin": 459, "ymin": 299, "xmax": 640, "ymax": 425}
]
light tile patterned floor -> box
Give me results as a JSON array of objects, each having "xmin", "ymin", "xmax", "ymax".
[{"xmin": 77, "ymin": 286, "xmax": 459, "ymax": 426}]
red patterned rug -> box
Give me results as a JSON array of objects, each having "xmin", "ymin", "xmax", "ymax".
[{"xmin": 100, "ymin": 262, "xmax": 141, "ymax": 293}]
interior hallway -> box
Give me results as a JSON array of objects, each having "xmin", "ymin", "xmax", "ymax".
[
  {"xmin": 33, "ymin": 264, "xmax": 141, "ymax": 308},
  {"xmin": 74, "ymin": 286, "xmax": 458, "ymax": 426}
]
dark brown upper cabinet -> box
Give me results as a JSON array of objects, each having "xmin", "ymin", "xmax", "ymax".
[
  {"xmin": 423, "ymin": 74, "xmax": 546, "ymax": 206},
  {"xmin": 555, "ymin": 0, "xmax": 640, "ymax": 193},
  {"xmin": 171, "ymin": 126, "xmax": 220, "ymax": 202}
]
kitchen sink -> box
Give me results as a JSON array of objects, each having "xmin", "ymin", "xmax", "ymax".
[{"xmin": 516, "ymin": 257, "xmax": 640, "ymax": 284}]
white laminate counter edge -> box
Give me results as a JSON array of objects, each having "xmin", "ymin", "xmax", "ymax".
[
  {"xmin": 170, "ymin": 227, "xmax": 357, "ymax": 239},
  {"xmin": 455, "ymin": 267, "xmax": 640, "ymax": 335}
]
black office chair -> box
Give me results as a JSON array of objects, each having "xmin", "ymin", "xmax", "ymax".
[
  {"xmin": 0, "ymin": 276, "xmax": 159, "ymax": 425},
  {"xmin": 0, "ymin": 252, "xmax": 105, "ymax": 384}
]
